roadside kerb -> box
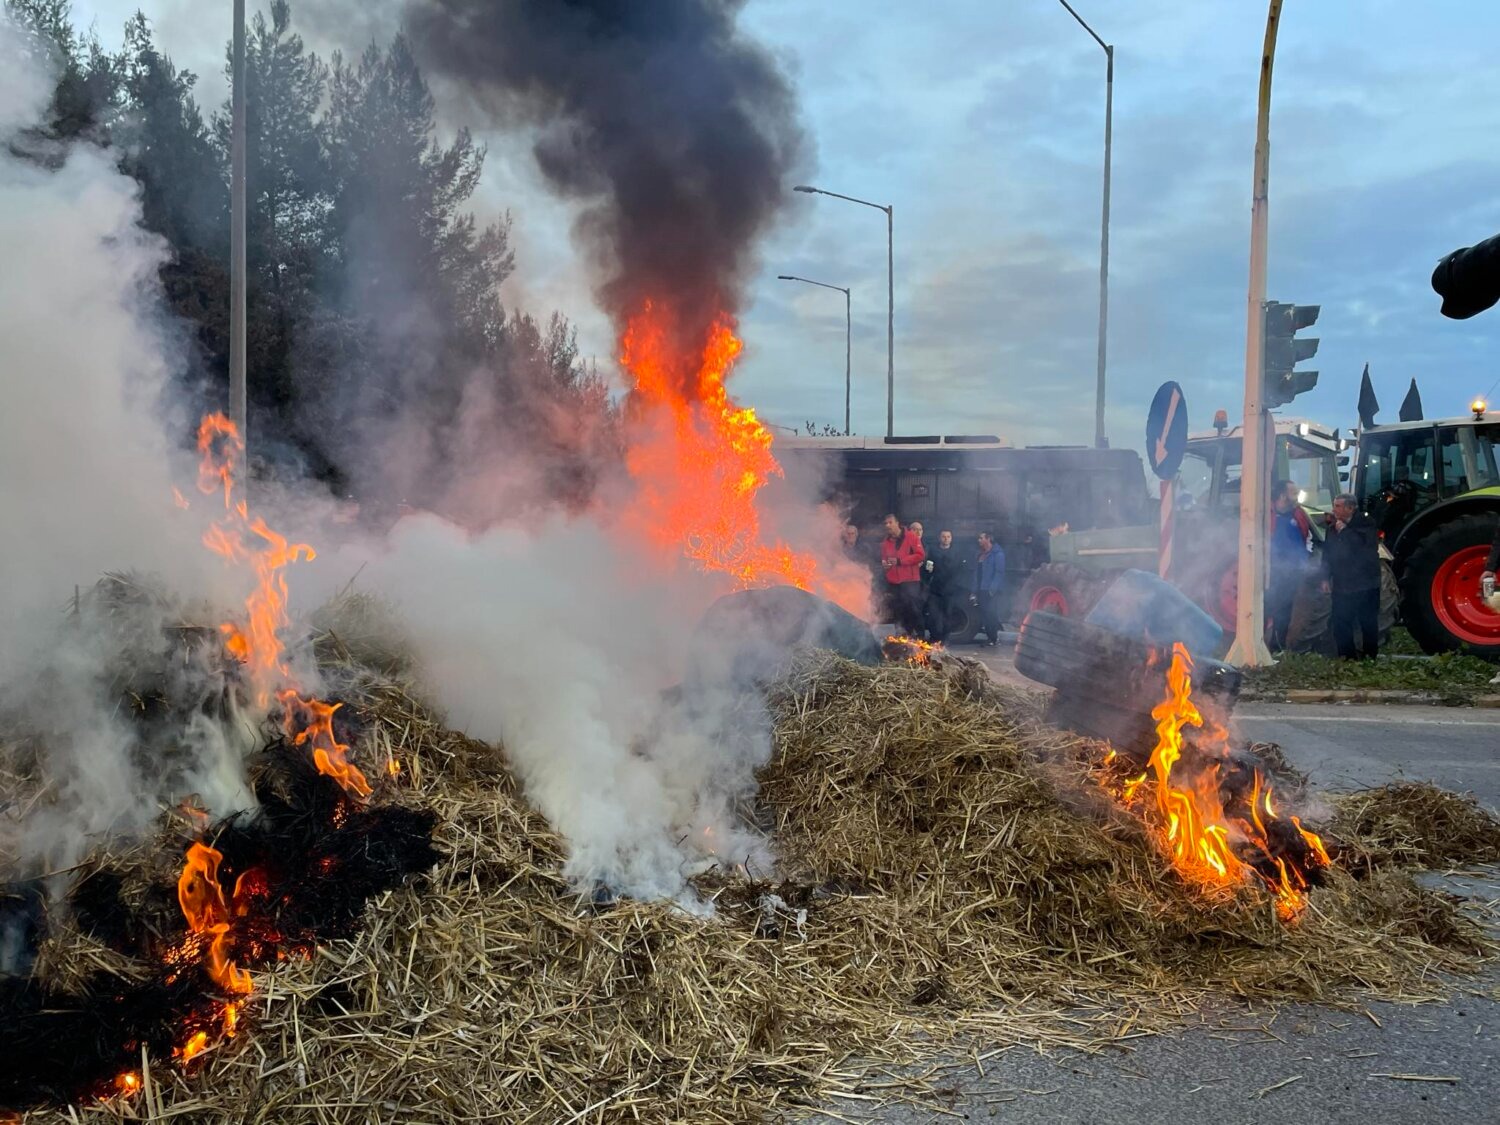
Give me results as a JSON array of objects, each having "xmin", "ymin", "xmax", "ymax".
[{"xmin": 1241, "ymin": 688, "xmax": 1500, "ymax": 707}]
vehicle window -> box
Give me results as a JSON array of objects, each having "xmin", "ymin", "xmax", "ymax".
[
  {"xmin": 936, "ymin": 471, "xmax": 980, "ymax": 517},
  {"xmin": 1284, "ymin": 439, "xmax": 1336, "ymax": 511},
  {"xmin": 1444, "ymin": 424, "xmax": 1500, "ymax": 494},
  {"xmin": 1361, "ymin": 428, "xmax": 1438, "ymax": 527},
  {"xmin": 1176, "ymin": 451, "xmax": 1216, "ymax": 511}
]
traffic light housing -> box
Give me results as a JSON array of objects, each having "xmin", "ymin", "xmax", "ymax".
[{"xmin": 1262, "ymin": 300, "xmax": 1319, "ymax": 408}]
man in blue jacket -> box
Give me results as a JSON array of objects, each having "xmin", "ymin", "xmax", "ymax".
[{"xmin": 970, "ymin": 531, "xmax": 1007, "ymax": 647}]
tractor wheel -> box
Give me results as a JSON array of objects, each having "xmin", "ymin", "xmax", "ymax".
[
  {"xmin": 1400, "ymin": 514, "xmax": 1500, "ymax": 658},
  {"xmin": 1017, "ymin": 563, "xmax": 1106, "ymax": 620}
]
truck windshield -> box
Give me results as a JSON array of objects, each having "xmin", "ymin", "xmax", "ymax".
[
  {"xmin": 1284, "ymin": 438, "xmax": 1337, "ymax": 511},
  {"xmin": 1441, "ymin": 423, "xmax": 1500, "ymax": 493}
]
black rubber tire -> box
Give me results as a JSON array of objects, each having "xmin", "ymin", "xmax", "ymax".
[
  {"xmin": 1399, "ymin": 514, "xmax": 1500, "ymax": 658},
  {"xmin": 1017, "ymin": 563, "xmax": 1107, "ymax": 620},
  {"xmin": 1016, "ymin": 611, "xmax": 1242, "ymax": 705},
  {"xmin": 1046, "ymin": 692, "xmax": 1158, "ymax": 762}
]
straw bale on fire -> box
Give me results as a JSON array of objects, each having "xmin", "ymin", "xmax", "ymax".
[{"xmin": 9, "ymin": 611, "xmax": 1497, "ymax": 1124}]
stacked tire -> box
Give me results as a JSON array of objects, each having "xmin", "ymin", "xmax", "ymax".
[{"xmin": 1015, "ymin": 611, "xmax": 1241, "ymax": 763}]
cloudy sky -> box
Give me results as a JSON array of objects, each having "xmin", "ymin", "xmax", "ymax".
[{"xmin": 70, "ymin": 0, "xmax": 1500, "ymax": 446}]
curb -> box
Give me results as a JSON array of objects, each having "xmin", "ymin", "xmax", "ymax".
[{"xmin": 1240, "ymin": 688, "xmax": 1500, "ymax": 707}]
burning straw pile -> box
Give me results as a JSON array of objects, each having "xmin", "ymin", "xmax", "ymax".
[{"xmin": 6, "ymin": 604, "xmax": 1498, "ymax": 1123}]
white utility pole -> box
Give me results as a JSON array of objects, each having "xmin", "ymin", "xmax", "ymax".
[
  {"xmin": 1225, "ymin": 0, "xmax": 1284, "ymax": 668},
  {"xmin": 230, "ymin": 0, "xmax": 247, "ymax": 463}
]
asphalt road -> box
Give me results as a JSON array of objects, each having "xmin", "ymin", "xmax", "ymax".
[{"xmin": 811, "ymin": 698, "xmax": 1500, "ymax": 1124}]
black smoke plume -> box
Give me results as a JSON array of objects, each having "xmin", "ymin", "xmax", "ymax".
[{"xmin": 403, "ymin": 0, "xmax": 808, "ymax": 371}]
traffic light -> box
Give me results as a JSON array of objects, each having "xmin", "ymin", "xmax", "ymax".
[{"xmin": 1262, "ymin": 300, "xmax": 1319, "ymax": 408}]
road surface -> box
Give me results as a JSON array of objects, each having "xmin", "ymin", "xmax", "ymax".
[{"xmin": 814, "ymin": 685, "xmax": 1500, "ymax": 1124}]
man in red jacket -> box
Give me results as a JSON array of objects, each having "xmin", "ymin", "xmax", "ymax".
[{"xmin": 880, "ymin": 513, "xmax": 927, "ymax": 635}]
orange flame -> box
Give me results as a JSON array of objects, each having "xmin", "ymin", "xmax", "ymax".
[
  {"xmin": 883, "ymin": 635, "xmax": 940, "ymax": 666},
  {"xmin": 194, "ymin": 414, "xmax": 315, "ymax": 708},
  {"xmin": 277, "ymin": 690, "xmax": 372, "ymax": 800},
  {"xmin": 619, "ymin": 303, "xmax": 851, "ymax": 598},
  {"xmin": 1132, "ymin": 643, "xmax": 1324, "ymax": 920},
  {"xmin": 173, "ymin": 842, "xmax": 252, "ymax": 1062}
]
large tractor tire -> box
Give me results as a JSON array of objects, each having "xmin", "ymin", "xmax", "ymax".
[
  {"xmin": 1017, "ymin": 563, "xmax": 1107, "ymax": 620},
  {"xmin": 1399, "ymin": 514, "xmax": 1500, "ymax": 658},
  {"xmin": 1015, "ymin": 611, "xmax": 1241, "ymax": 707}
]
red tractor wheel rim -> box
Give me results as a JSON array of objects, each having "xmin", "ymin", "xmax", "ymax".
[
  {"xmin": 1030, "ymin": 586, "xmax": 1069, "ymax": 615},
  {"xmin": 1430, "ymin": 544, "xmax": 1500, "ymax": 646},
  {"xmin": 1212, "ymin": 565, "xmax": 1238, "ymax": 631}
]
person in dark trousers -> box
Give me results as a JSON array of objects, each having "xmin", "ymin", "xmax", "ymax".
[
  {"xmin": 1481, "ymin": 519, "xmax": 1500, "ymax": 591},
  {"xmin": 970, "ymin": 531, "xmax": 1006, "ymax": 647},
  {"xmin": 879, "ymin": 513, "xmax": 926, "ymax": 635},
  {"xmin": 1268, "ymin": 479, "xmax": 1311, "ymax": 650},
  {"xmin": 922, "ymin": 529, "xmax": 962, "ymax": 643},
  {"xmin": 1321, "ymin": 493, "xmax": 1382, "ymax": 659},
  {"xmin": 1483, "ymin": 520, "xmax": 1500, "ymax": 685}
]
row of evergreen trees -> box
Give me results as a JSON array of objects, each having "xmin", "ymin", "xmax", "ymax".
[{"xmin": 6, "ymin": 0, "xmax": 617, "ymax": 513}]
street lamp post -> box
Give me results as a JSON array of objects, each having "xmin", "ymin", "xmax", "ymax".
[
  {"xmin": 1225, "ymin": 0, "xmax": 1285, "ymax": 670},
  {"xmin": 230, "ymin": 0, "xmax": 247, "ymax": 469},
  {"xmin": 1057, "ymin": 1, "xmax": 1113, "ymax": 450},
  {"xmin": 794, "ymin": 185, "xmax": 894, "ymax": 438},
  {"xmin": 778, "ymin": 274, "xmax": 851, "ymax": 434}
]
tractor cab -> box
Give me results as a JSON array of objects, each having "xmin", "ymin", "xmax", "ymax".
[
  {"xmin": 1351, "ymin": 406, "xmax": 1500, "ymax": 655},
  {"xmin": 1175, "ymin": 415, "xmax": 1343, "ymax": 527}
]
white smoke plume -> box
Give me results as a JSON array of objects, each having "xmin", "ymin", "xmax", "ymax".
[
  {"xmin": 300, "ymin": 513, "xmax": 785, "ymax": 905},
  {"xmin": 0, "ymin": 16, "xmax": 249, "ymax": 880}
]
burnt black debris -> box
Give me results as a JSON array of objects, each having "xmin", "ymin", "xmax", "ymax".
[{"xmin": 0, "ymin": 722, "xmax": 437, "ymax": 1113}]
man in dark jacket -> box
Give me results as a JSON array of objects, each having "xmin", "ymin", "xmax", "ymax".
[
  {"xmin": 879, "ymin": 513, "xmax": 926, "ymax": 634},
  {"xmin": 1321, "ymin": 494, "xmax": 1382, "ymax": 659},
  {"xmin": 921, "ymin": 529, "xmax": 963, "ymax": 643}
]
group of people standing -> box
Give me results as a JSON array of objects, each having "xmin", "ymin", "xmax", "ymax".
[
  {"xmin": 1268, "ymin": 480, "xmax": 1383, "ymax": 659},
  {"xmin": 841, "ymin": 516, "xmax": 1008, "ymax": 646}
]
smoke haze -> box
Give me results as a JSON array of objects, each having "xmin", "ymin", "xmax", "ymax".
[
  {"xmin": 0, "ymin": 16, "xmax": 252, "ymax": 879},
  {"xmin": 404, "ymin": 0, "xmax": 808, "ymax": 356}
]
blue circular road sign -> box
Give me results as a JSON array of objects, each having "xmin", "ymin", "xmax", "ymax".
[{"xmin": 1145, "ymin": 381, "xmax": 1189, "ymax": 480}]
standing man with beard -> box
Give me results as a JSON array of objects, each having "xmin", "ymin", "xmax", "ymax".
[{"xmin": 880, "ymin": 513, "xmax": 926, "ymax": 635}]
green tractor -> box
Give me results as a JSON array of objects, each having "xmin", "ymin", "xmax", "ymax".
[
  {"xmin": 1022, "ymin": 415, "xmax": 1393, "ymax": 650},
  {"xmin": 1350, "ymin": 409, "xmax": 1500, "ymax": 657}
]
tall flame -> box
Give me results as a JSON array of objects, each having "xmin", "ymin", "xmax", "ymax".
[
  {"xmin": 618, "ymin": 302, "xmax": 821, "ymax": 591},
  {"xmin": 195, "ymin": 414, "xmax": 314, "ymax": 708},
  {"xmin": 1125, "ymin": 643, "xmax": 1329, "ymax": 920}
]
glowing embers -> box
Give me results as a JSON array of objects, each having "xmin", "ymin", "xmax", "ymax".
[
  {"xmin": 1108, "ymin": 643, "xmax": 1331, "ymax": 920},
  {"xmin": 881, "ymin": 635, "xmax": 941, "ymax": 666}
]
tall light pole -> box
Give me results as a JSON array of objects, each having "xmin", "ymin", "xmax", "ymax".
[
  {"xmin": 778, "ymin": 274, "xmax": 852, "ymax": 434},
  {"xmin": 794, "ymin": 185, "xmax": 894, "ymax": 438},
  {"xmin": 1225, "ymin": 0, "xmax": 1284, "ymax": 669},
  {"xmin": 1057, "ymin": 1, "xmax": 1113, "ymax": 450},
  {"xmin": 230, "ymin": 0, "xmax": 247, "ymax": 466}
]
